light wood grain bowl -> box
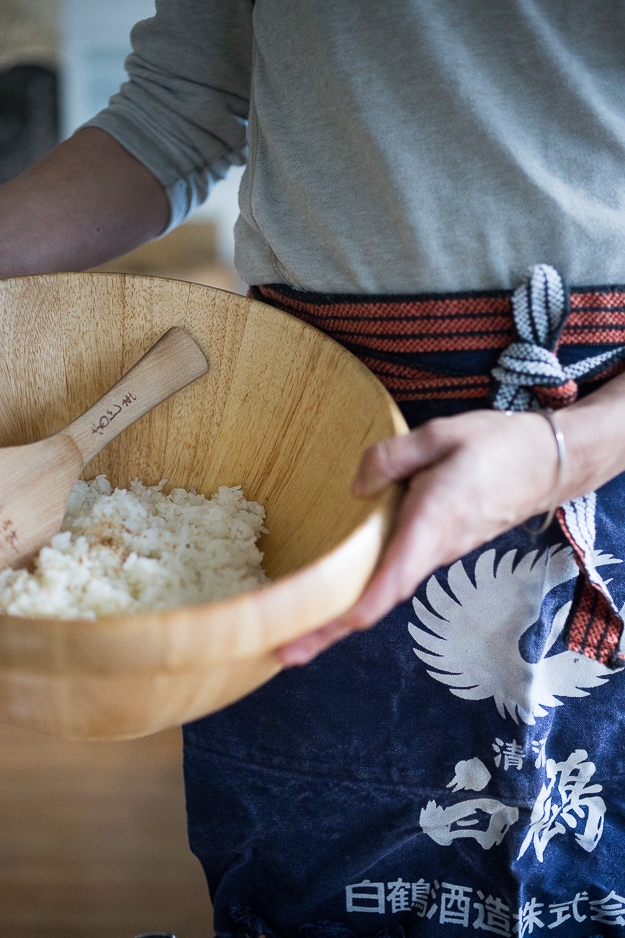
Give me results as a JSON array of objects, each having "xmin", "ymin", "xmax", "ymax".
[{"xmin": 0, "ymin": 273, "xmax": 407, "ymax": 740}]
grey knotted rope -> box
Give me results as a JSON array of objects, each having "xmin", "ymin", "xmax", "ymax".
[{"xmin": 491, "ymin": 264, "xmax": 625, "ymax": 412}]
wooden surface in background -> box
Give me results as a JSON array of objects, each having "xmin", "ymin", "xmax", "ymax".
[
  {"xmin": 93, "ymin": 221, "xmax": 245, "ymax": 295},
  {"xmin": 0, "ymin": 723, "xmax": 213, "ymax": 938}
]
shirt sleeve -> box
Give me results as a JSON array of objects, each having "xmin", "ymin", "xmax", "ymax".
[{"xmin": 82, "ymin": 0, "xmax": 253, "ymax": 232}]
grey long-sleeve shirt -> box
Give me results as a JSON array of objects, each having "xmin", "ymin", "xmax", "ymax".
[{"xmin": 87, "ymin": 0, "xmax": 625, "ymax": 294}]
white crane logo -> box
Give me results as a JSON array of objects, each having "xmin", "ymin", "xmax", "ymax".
[{"xmin": 409, "ymin": 545, "xmax": 622, "ymax": 725}]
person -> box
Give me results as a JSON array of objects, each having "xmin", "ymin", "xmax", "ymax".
[{"xmin": 2, "ymin": 3, "xmax": 625, "ymax": 935}]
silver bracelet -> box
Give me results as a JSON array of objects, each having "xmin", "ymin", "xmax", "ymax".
[{"xmin": 505, "ymin": 408, "xmax": 567, "ymax": 535}]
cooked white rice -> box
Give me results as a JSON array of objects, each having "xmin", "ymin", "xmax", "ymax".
[{"xmin": 0, "ymin": 475, "xmax": 269, "ymax": 619}]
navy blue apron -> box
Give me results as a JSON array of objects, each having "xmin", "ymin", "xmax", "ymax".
[{"xmin": 183, "ymin": 267, "xmax": 625, "ymax": 938}]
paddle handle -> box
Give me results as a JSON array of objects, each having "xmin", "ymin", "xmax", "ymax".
[{"xmin": 61, "ymin": 327, "xmax": 209, "ymax": 466}]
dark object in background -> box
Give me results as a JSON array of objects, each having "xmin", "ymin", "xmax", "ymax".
[{"xmin": 0, "ymin": 63, "xmax": 58, "ymax": 184}]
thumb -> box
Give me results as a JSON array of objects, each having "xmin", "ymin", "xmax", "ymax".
[{"xmin": 353, "ymin": 423, "xmax": 452, "ymax": 496}]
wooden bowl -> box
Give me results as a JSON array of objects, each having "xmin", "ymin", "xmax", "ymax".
[{"xmin": 0, "ymin": 273, "xmax": 407, "ymax": 740}]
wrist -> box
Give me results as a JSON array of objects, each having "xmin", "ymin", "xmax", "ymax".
[
  {"xmin": 552, "ymin": 382, "xmax": 625, "ymax": 502},
  {"xmin": 523, "ymin": 409, "xmax": 566, "ymax": 530}
]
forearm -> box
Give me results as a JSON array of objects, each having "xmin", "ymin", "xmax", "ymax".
[
  {"xmin": 0, "ymin": 128, "xmax": 169, "ymax": 278},
  {"xmin": 556, "ymin": 369, "xmax": 625, "ymax": 502}
]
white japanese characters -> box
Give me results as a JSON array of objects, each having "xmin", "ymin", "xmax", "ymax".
[
  {"xmin": 447, "ymin": 757, "xmax": 491, "ymax": 792},
  {"xmin": 518, "ymin": 750, "xmax": 605, "ymax": 862},
  {"xmin": 344, "ymin": 880, "xmax": 625, "ymax": 933},
  {"xmin": 492, "ymin": 739, "xmax": 524, "ymax": 771},
  {"xmin": 358, "ymin": 532, "xmax": 624, "ymax": 932},
  {"xmin": 420, "ymin": 798, "xmax": 519, "ymax": 850}
]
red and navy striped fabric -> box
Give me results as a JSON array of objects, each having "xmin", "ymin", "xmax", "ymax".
[{"xmin": 252, "ymin": 283, "xmax": 625, "ymax": 403}]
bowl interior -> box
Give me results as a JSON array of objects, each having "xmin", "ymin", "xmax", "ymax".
[{"xmin": 0, "ymin": 273, "xmax": 406, "ymax": 584}]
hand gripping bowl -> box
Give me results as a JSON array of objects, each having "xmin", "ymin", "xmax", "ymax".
[{"xmin": 0, "ymin": 273, "xmax": 408, "ymax": 740}]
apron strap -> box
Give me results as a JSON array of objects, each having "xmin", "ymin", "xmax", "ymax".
[{"xmin": 492, "ymin": 265, "xmax": 625, "ymax": 668}]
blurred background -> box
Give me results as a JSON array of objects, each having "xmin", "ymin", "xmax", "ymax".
[
  {"xmin": 0, "ymin": 1, "xmax": 244, "ymax": 935},
  {"xmin": 0, "ymin": 0, "xmax": 245, "ymax": 292}
]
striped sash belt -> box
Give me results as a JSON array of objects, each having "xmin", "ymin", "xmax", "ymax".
[{"xmin": 252, "ymin": 267, "xmax": 625, "ymax": 669}]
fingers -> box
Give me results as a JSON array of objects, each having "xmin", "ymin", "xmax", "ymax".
[
  {"xmin": 353, "ymin": 421, "xmax": 453, "ymax": 495},
  {"xmin": 279, "ymin": 411, "xmax": 552, "ymax": 668},
  {"xmin": 279, "ymin": 468, "xmax": 448, "ymax": 666},
  {"xmin": 278, "ymin": 621, "xmax": 354, "ymax": 667},
  {"xmin": 343, "ymin": 469, "xmax": 449, "ymax": 624}
]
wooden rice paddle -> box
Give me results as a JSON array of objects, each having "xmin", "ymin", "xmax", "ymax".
[{"xmin": 0, "ymin": 326, "xmax": 208, "ymax": 570}]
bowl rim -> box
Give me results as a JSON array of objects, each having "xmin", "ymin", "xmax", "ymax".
[{"xmin": 0, "ymin": 272, "xmax": 409, "ymax": 639}]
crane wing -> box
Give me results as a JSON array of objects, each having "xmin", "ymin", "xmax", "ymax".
[{"xmin": 409, "ymin": 545, "xmax": 617, "ymax": 724}]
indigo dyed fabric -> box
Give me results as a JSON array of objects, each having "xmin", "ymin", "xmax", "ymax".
[{"xmin": 183, "ymin": 281, "xmax": 625, "ymax": 937}]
